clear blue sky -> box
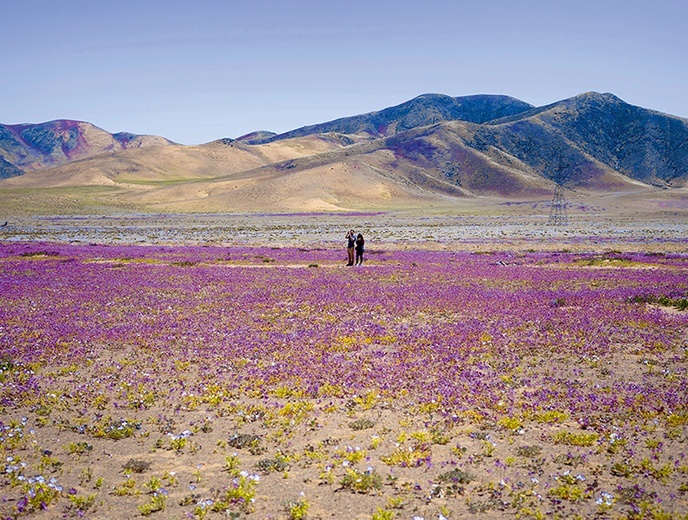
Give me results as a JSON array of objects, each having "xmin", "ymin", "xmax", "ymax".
[{"xmin": 2, "ymin": 0, "xmax": 686, "ymax": 144}]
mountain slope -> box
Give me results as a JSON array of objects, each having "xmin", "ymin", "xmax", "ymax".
[
  {"xmin": 469, "ymin": 92, "xmax": 688, "ymax": 187},
  {"xmin": 241, "ymin": 93, "xmax": 534, "ymax": 144},
  {"xmin": 0, "ymin": 156, "xmax": 23, "ymax": 180},
  {"xmin": 523, "ymin": 92, "xmax": 688, "ymax": 186},
  {"xmin": 0, "ymin": 120, "xmax": 173, "ymax": 176}
]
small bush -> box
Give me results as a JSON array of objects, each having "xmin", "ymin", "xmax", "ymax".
[
  {"xmin": 66, "ymin": 441, "xmax": 93, "ymax": 455},
  {"xmin": 138, "ymin": 492, "xmax": 166, "ymax": 516},
  {"xmin": 372, "ymin": 508, "xmax": 395, "ymax": 520},
  {"xmin": 437, "ymin": 468, "xmax": 474, "ymax": 484},
  {"xmin": 285, "ymin": 498, "xmax": 310, "ymax": 520},
  {"xmin": 339, "ymin": 468, "xmax": 382, "ymax": 494},
  {"xmin": 228, "ymin": 433, "xmax": 263, "ymax": 454},
  {"xmin": 349, "ymin": 418, "xmax": 375, "ymax": 431},
  {"xmin": 123, "ymin": 459, "xmax": 151, "ymax": 474},
  {"xmin": 515, "ymin": 445, "xmax": 542, "ymax": 458},
  {"xmin": 257, "ymin": 458, "xmax": 289, "ymax": 474}
]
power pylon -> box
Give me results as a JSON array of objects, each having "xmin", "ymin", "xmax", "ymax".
[{"xmin": 548, "ymin": 184, "xmax": 568, "ymax": 226}]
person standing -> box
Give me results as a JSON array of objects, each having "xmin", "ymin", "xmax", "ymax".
[
  {"xmin": 355, "ymin": 233, "xmax": 365, "ymax": 265},
  {"xmin": 346, "ymin": 229, "xmax": 356, "ymax": 266}
]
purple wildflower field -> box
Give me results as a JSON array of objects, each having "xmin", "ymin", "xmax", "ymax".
[{"xmin": 0, "ymin": 242, "xmax": 687, "ymax": 519}]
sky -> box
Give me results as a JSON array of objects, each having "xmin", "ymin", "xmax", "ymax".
[{"xmin": 2, "ymin": 0, "xmax": 686, "ymax": 145}]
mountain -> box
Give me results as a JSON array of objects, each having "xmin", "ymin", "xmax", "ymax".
[
  {"xmin": 0, "ymin": 119, "xmax": 173, "ymax": 178},
  {"xmin": 352, "ymin": 92, "xmax": 688, "ymax": 192},
  {"xmin": 523, "ymin": 92, "xmax": 688, "ymax": 186},
  {"xmin": 1, "ymin": 92, "xmax": 687, "ymax": 214},
  {"xmin": 241, "ymin": 93, "xmax": 535, "ymax": 144},
  {"xmin": 474, "ymin": 92, "xmax": 688, "ymax": 187},
  {"xmin": 234, "ymin": 130, "xmax": 277, "ymax": 143}
]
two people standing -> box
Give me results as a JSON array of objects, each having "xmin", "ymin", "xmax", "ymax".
[{"xmin": 346, "ymin": 229, "xmax": 365, "ymax": 266}]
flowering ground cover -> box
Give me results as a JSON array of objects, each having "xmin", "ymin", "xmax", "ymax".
[{"xmin": 0, "ymin": 242, "xmax": 687, "ymax": 519}]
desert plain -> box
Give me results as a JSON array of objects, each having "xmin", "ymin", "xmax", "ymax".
[{"xmin": 1, "ymin": 191, "xmax": 687, "ymax": 520}]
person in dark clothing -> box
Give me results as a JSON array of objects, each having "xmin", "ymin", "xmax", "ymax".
[
  {"xmin": 346, "ymin": 229, "xmax": 356, "ymax": 266},
  {"xmin": 355, "ymin": 233, "xmax": 365, "ymax": 265}
]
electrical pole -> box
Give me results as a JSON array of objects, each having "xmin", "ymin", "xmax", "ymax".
[{"xmin": 548, "ymin": 184, "xmax": 568, "ymax": 226}]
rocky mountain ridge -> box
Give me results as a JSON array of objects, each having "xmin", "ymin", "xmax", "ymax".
[{"xmin": 238, "ymin": 93, "xmax": 535, "ymax": 144}]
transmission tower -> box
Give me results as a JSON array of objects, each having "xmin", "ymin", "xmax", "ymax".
[{"xmin": 548, "ymin": 184, "xmax": 568, "ymax": 226}]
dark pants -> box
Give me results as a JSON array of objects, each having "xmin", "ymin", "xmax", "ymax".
[{"xmin": 355, "ymin": 249, "xmax": 363, "ymax": 265}]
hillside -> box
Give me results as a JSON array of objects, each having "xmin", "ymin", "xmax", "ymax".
[
  {"xmin": 239, "ymin": 93, "xmax": 534, "ymax": 144},
  {"xmin": 0, "ymin": 120, "xmax": 173, "ymax": 178},
  {"xmin": 481, "ymin": 92, "xmax": 688, "ymax": 187}
]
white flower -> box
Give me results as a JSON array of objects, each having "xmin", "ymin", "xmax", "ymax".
[{"xmin": 596, "ymin": 491, "xmax": 614, "ymax": 506}]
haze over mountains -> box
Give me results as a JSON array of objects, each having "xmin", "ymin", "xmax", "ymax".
[{"xmin": 1, "ymin": 92, "xmax": 687, "ymax": 214}]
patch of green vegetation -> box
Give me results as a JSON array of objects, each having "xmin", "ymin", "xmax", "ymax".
[
  {"xmin": 437, "ymin": 468, "xmax": 474, "ymax": 484},
  {"xmin": 381, "ymin": 444, "xmax": 431, "ymax": 467},
  {"xmin": 551, "ymin": 430, "xmax": 599, "ymax": 447},
  {"xmin": 89, "ymin": 417, "xmax": 140, "ymax": 440},
  {"xmin": 372, "ymin": 508, "xmax": 395, "ymax": 520},
  {"xmin": 529, "ymin": 410, "xmax": 569, "ymax": 424},
  {"xmin": 349, "ymin": 418, "xmax": 375, "ymax": 431},
  {"xmin": 212, "ymin": 474, "xmax": 258, "ymax": 513},
  {"xmin": 19, "ymin": 251, "xmax": 60, "ymax": 258},
  {"xmin": 576, "ymin": 254, "xmax": 652, "ymax": 268},
  {"xmin": 138, "ymin": 492, "xmax": 167, "ymax": 516},
  {"xmin": 630, "ymin": 294, "xmax": 688, "ymax": 311},
  {"xmin": 228, "ymin": 432, "xmax": 264, "ymax": 454},
  {"xmin": 285, "ymin": 498, "xmax": 310, "ymax": 520},
  {"xmin": 67, "ymin": 493, "xmax": 97, "ymax": 514},
  {"xmin": 515, "ymin": 445, "xmax": 542, "ymax": 458},
  {"xmin": 117, "ymin": 177, "xmax": 210, "ymax": 186},
  {"xmin": 339, "ymin": 468, "xmax": 383, "ymax": 494},
  {"xmin": 548, "ymin": 482, "xmax": 587, "ymax": 502},
  {"xmin": 611, "ymin": 461, "xmax": 636, "ymax": 478},
  {"xmin": 123, "ymin": 459, "xmax": 151, "ymax": 474},
  {"xmin": 256, "ymin": 458, "xmax": 289, "ymax": 474},
  {"xmin": 65, "ymin": 441, "xmax": 93, "ymax": 455},
  {"xmin": 498, "ymin": 415, "xmax": 523, "ymax": 432}
]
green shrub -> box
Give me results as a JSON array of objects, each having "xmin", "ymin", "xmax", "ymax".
[{"xmin": 339, "ymin": 468, "xmax": 382, "ymax": 494}]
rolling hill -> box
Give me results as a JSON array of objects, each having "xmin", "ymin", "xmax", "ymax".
[
  {"xmin": 0, "ymin": 120, "xmax": 173, "ymax": 178},
  {"xmin": 0, "ymin": 92, "xmax": 687, "ymax": 214}
]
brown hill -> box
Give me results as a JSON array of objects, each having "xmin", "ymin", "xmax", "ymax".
[
  {"xmin": 0, "ymin": 120, "xmax": 173, "ymax": 177},
  {"xmin": 0, "ymin": 135, "xmax": 446, "ymax": 213}
]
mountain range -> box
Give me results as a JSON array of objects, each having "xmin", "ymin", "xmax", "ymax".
[{"xmin": 1, "ymin": 92, "xmax": 687, "ymax": 214}]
